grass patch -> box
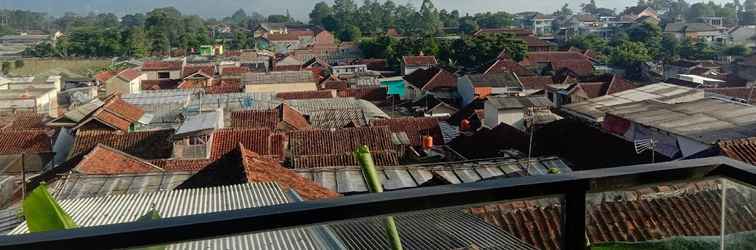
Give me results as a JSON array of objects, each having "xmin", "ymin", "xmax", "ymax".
[{"xmin": 6, "ymin": 58, "xmax": 111, "ymax": 78}]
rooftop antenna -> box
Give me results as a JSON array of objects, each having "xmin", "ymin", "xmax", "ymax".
[{"xmin": 634, "ymin": 138, "xmax": 656, "ymax": 163}]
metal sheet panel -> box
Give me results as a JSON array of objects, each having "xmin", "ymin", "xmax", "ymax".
[{"xmin": 382, "ymin": 169, "xmax": 417, "ymax": 190}]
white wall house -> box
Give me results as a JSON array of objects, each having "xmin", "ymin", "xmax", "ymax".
[
  {"xmin": 484, "ymin": 96, "xmax": 555, "ymax": 131},
  {"xmin": 105, "ymin": 68, "xmax": 146, "ymax": 95}
]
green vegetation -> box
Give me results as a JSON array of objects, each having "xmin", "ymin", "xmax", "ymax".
[
  {"xmin": 359, "ymin": 33, "xmax": 526, "ymax": 71},
  {"xmin": 22, "ymin": 183, "xmax": 78, "ymax": 232}
]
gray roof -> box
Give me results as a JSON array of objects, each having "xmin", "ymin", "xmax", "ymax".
[
  {"xmin": 0, "ymin": 208, "xmax": 21, "ymax": 235},
  {"xmin": 331, "ymin": 208, "xmax": 536, "ymax": 250},
  {"xmin": 61, "ymin": 98, "xmax": 104, "ymax": 123},
  {"xmin": 175, "ymin": 110, "xmax": 223, "ymax": 137},
  {"xmin": 562, "ymin": 83, "xmax": 705, "ymax": 122},
  {"xmin": 295, "ymin": 157, "xmax": 571, "ymax": 194},
  {"xmin": 242, "ymin": 71, "xmax": 315, "ymax": 85},
  {"xmin": 487, "ymin": 96, "xmax": 553, "ymax": 110},
  {"xmin": 665, "ymin": 22, "xmax": 721, "ymax": 33},
  {"xmin": 605, "ymin": 97, "xmax": 756, "ymax": 144},
  {"xmin": 307, "ymin": 109, "xmax": 368, "ymax": 129},
  {"xmin": 49, "ymin": 172, "xmax": 195, "ymax": 200},
  {"xmin": 467, "ymin": 73, "xmax": 523, "ymax": 88},
  {"xmin": 10, "ymin": 182, "xmax": 335, "ymax": 250}
]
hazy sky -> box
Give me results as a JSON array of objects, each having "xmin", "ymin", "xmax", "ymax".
[{"xmin": 0, "ymin": 0, "xmax": 734, "ymax": 21}]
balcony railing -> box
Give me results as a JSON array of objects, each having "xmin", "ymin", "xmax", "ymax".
[{"xmin": 0, "ymin": 156, "xmax": 755, "ymax": 250}]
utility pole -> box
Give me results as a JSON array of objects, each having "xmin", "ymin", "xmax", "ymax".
[{"xmin": 20, "ymin": 153, "xmax": 25, "ymax": 198}]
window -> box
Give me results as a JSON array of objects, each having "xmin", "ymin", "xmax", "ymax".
[
  {"xmin": 158, "ymin": 72, "xmax": 170, "ymax": 79},
  {"xmin": 189, "ymin": 135, "xmax": 210, "ymax": 145}
]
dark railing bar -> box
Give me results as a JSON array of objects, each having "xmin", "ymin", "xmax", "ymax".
[{"xmin": 0, "ymin": 156, "xmax": 746, "ymax": 250}]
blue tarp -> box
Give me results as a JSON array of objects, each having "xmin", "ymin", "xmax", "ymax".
[{"xmin": 381, "ymin": 80, "xmax": 405, "ymax": 96}]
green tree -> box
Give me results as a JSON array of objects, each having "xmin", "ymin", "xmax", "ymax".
[
  {"xmin": 121, "ymin": 13, "xmax": 146, "ymax": 29},
  {"xmin": 230, "ymin": 9, "xmax": 249, "ymax": 26},
  {"xmin": 123, "ymin": 27, "xmax": 147, "ymax": 57},
  {"xmin": 418, "ymin": 0, "xmax": 443, "ymax": 35},
  {"xmin": 609, "ymin": 41, "xmax": 652, "ymax": 80},
  {"xmin": 566, "ymin": 34, "xmax": 608, "ymax": 51},
  {"xmin": 339, "ymin": 24, "xmax": 363, "ymax": 41},
  {"xmin": 660, "ymin": 33, "xmax": 680, "ymax": 61},
  {"xmin": 267, "ymin": 14, "xmax": 290, "ymax": 23},
  {"xmin": 722, "ymin": 44, "xmax": 752, "ymax": 56},
  {"xmin": 627, "ymin": 21, "xmax": 662, "ymax": 58},
  {"xmin": 309, "ymin": 2, "xmax": 333, "ymax": 26},
  {"xmin": 687, "ymin": 3, "xmax": 716, "ymax": 20},
  {"xmin": 474, "ymin": 12, "xmax": 513, "ymax": 29},
  {"xmin": 582, "ymin": 0, "xmax": 598, "ymax": 14},
  {"xmin": 459, "ymin": 18, "xmax": 480, "ymax": 35},
  {"xmin": 450, "ymin": 34, "xmax": 528, "ymax": 68},
  {"xmin": 14, "ymin": 60, "xmax": 24, "ymax": 69}
]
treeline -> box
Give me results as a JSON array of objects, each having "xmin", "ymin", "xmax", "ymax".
[
  {"xmin": 308, "ymin": 0, "xmax": 515, "ymax": 41},
  {"xmin": 360, "ymin": 34, "xmax": 527, "ymax": 72},
  {"xmin": 25, "ymin": 8, "xmax": 213, "ymax": 58},
  {"xmin": 584, "ymin": 0, "xmax": 756, "ymax": 26}
]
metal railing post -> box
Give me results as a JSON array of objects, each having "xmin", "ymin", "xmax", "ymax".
[{"xmin": 562, "ymin": 189, "xmax": 587, "ymax": 250}]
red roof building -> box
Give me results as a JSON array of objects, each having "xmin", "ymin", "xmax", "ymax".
[
  {"xmin": 142, "ymin": 60, "xmax": 183, "ymax": 71},
  {"xmin": 74, "ymin": 95, "xmax": 145, "ymax": 132},
  {"xmin": 230, "ymin": 104, "xmax": 310, "ymax": 131},
  {"xmin": 520, "ymin": 52, "xmax": 595, "ymax": 77},
  {"xmin": 210, "ymin": 128, "xmax": 286, "ymax": 161},
  {"xmin": 74, "ymin": 144, "xmax": 164, "ymax": 175},
  {"xmin": 0, "ymin": 130, "xmax": 52, "ymax": 155},
  {"xmin": 287, "ymin": 127, "xmax": 400, "ymax": 168},
  {"xmin": 69, "ymin": 129, "xmax": 175, "ymax": 160},
  {"xmin": 373, "ymin": 117, "xmax": 444, "ymax": 147},
  {"xmin": 276, "ymin": 90, "xmax": 336, "ymax": 100},
  {"xmin": 404, "ymin": 67, "xmax": 458, "ymax": 92}
]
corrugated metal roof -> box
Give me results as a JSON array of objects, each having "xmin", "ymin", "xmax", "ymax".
[
  {"xmin": 487, "ymin": 96, "xmax": 553, "ymax": 110},
  {"xmin": 296, "ymin": 157, "xmax": 571, "ymax": 194},
  {"xmin": 330, "ymin": 208, "xmax": 535, "ymax": 250},
  {"xmin": 562, "ymin": 83, "xmax": 705, "ymax": 122},
  {"xmin": 10, "ymin": 182, "xmax": 331, "ymax": 250},
  {"xmin": 0, "ymin": 207, "xmax": 22, "ymax": 235},
  {"xmin": 50, "ymin": 172, "xmax": 195, "ymax": 200},
  {"xmin": 63, "ymin": 98, "xmax": 104, "ymax": 122},
  {"xmin": 606, "ymin": 97, "xmax": 756, "ymax": 144},
  {"xmin": 175, "ymin": 110, "xmax": 223, "ymax": 137}
]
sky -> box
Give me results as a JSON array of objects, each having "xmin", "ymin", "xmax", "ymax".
[{"xmin": 0, "ymin": 0, "xmax": 734, "ymax": 21}]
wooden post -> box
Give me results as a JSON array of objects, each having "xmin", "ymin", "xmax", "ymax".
[{"xmin": 354, "ymin": 145, "xmax": 403, "ymax": 250}]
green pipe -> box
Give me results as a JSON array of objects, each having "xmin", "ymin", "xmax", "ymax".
[{"xmin": 354, "ymin": 145, "xmax": 403, "ymax": 250}]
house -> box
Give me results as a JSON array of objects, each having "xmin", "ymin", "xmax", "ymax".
[
  {"xmin": 600, "ymin": 97, "xmax": 756, "ymax": 159},
  {"xmin": 242, "ymin": 71, "xmax": 318, "ymax": 93},
  {"xmin": 272, "ymin": 55, "xmax": 303, "ymax": 71},
  {"xmin": 373, "ymin": 117, "xmax": 445, "ymax": 147},
  {"xmin": 664, "ymin": 22, "xmax": 728, "ymax": 44},
  {"xmin": 337, "ymin": 87, "xmax": 387, "ymax": 103},
  {"xmin": 230, "ymin": 104, "xmax": 310, "ymax": 131},
  {"xmin": 403, "ymin": 67, "xmax": 458, "ymax": 100},
  {"xmin": 402, "ymin": 55, "xmax": 438, "ymax": 76},
  {"xmin": 728, "ymin": 25, "xmax": 756, "ymax": 49},
  {"xmin": 276, "ymin": 90, "xmax": 336, "ymax": 100},
  {"xmin": 406, "ymin": 94, "xmax": 459, "ymax": 117},
  {"xmin": 141, "ymin": 60, "xmax": 184, "ymax": 80},
  {"xmin": 0, "ymin": 88, "xmax": 58, "ymax": 117},
  {"xmin": 331, "ymin": 64, "xmax": 368, "ymax": 77},
  {"xmin": 483, "ymin": 95, "xmax": 556, "ymax": 131},
  {"xmin": 172, "ymin": 110, "xmax": 224, "ymax": 160},
  {"xmin": 457, "ymin": 72, "xmax": 523, "ymax": 107},
  {"xmin": 483, "ymin": 55, "xmax": 536, "ymax": 77},
  {"xmin": 105, "ymin": 68, "xmax": 146, "ymax": 95},
  {"xmin": 519, "ymin": 51, "xmax": 595, "ymax": 77},
  {"xmin": 253, "ymin": 22, "xmax": 287, "ymax": 37},
  {"xmin": 179, "ymin": 64, "xmax": 216, "ymax": 89},
  {"xmin": 561, "ymin": 83, "xmax": 705, "ymax": 123},
  {"xmin": 47, "ymin": 94, "xmax": 146, "ymax": 132},
  {"xmin": 546, "ymin": 74, "xmax": 636, "ymax": 107},
  {"xmin": 620, "ymin": 6, "xmax": 660, "ymax": 23},
  {"xmin": 0, "ymin": 130, "xmax": 53, "ymax": 175},
  {"xmin": 516, "ymin": 13, "xmax": 554, "ymax": 36},
  {"xmin": 287, "ymin": 127, "xmax": 400, "ymax": 168}
]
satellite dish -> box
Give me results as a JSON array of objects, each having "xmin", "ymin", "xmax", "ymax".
[{"xmin": 634, "ymin": 138, "xmax": 656, "ymax": 154}]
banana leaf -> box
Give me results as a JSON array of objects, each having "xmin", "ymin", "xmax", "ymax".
[{"xmin": 22, "ymin": 182, "xmax": 77, "ymax": 233}]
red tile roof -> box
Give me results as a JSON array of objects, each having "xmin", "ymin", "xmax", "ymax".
[
  {"xmin": 69, "ymin": 129, "xmax": 175, "ymax": 160},
  {"xmin": 706, "ymin": 87, "xmax": 756, "ymax": 104},
  {"xmin": 207, "ymin": 79, "xmax": 243, "ymax": 94},
  {"xmin": 141, "ymin": 79, "xmax": 181, "ymax": 90},
  {"xmin": 518, "ymin": 35, "xmax": 552, "ymax": 48},
  {"xmin": 0, "ymin": 130, "xmax": 52, "ymax": 154},
  {"xmin": 373, "ymin": 117, "xmax": 444, "ymax": 147},
  {"xmin": 77, "ymin": 95, "xmax": 145, "ymax": 131},
  {"xmin": 291, "ymin": 151, "xmax": 400, "ymax": 169},
  {"xmin": 518, "ymin": 76, "xmax": 555, "ymax": 90},
  {"xmin": 337, "ymin": 87, "xmax": 388, "ymax": 102},
  {"xmin": 288, "ymin": 127, "xmax": 400, "ymax": 168},
  {"xmin": 182, "ymin": 65, "xmax": 215, "ymax": 78},
  {"xmin": 470, "ymin": 186, "xmax": 756, "ymax": 249},
  {"xmin": 240, "ymin": 145, "xmax": 340, "ymax": 200},
  {"xmin": 403, "ymin": 55, "xmax": 438, "ymax": 66},
  {"xmin": 521, "ymin": 52, "xmax": 594, "ymax": 76},
  {"xmin": 142, "ymin": 60, "xmax": 183, "ymax": 71},
  {"xmin": 220, "ymin": 66, "xmax": 250, "ymax": 76},
  {"xmin": 116, "ymin": 68, "xmax": 143, "ymax": 81},
  {"xmin": 150, "ymin": 159, "xmax": 215, "ymax": 172},
  {"xmin": 95, "ymin": 70, "xmax": 116, "ymax": 82},
  {"xmin": 404, "ymin": 67, "xmax": 457, "ymax": 91},
  {"xmin": 719, "ymin": 137, "xmax": 756, "ymax": 165},
  {"xmin": 1, "ymin": 113, "xmax": 48, "ymax": 130},
  {"xmin": 230, "ymin": 104, "xmax": 310, "ymax": 131},
  {"xmin": 276, "ymin": 90, "xmax": 335, "ymax": 100},
  {"xmin": 266, "ymin": 33, "xmax": 304, "ymax": 41},
  {"xmin": 321, "ymin": 80, "xmax": 349, "ymax": 90},
  {"xmin": 210, "ymin": 128, "xmax": 286, "ymax": 160},
  {"xmin": 484, "ymin": 58, "xmax": 535, "ymax": 77},
  {"xmin": 75, "ymin": 145, "xmax": 163, "ymax": 174}
]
